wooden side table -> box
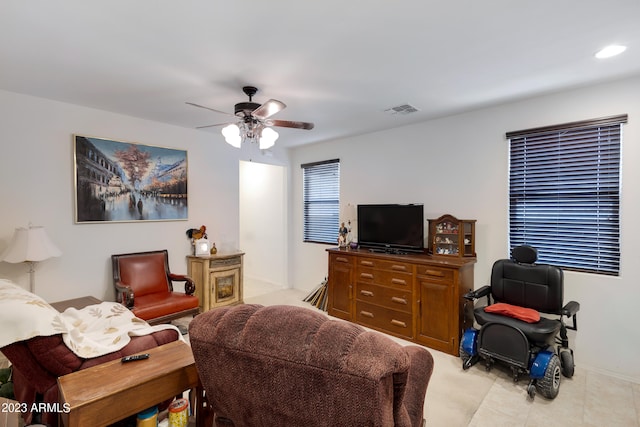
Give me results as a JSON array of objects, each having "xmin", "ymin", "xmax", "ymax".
[
  {"xmin": 187, "ymin": 252, "xmax": 244, "ymax": 312},
  {"xmin": 58, "ymin": 340, "xmax": 210, "ymax": 427},
  {"xmin": 50, "ymin": 296, "xmax": 101, "ymax": 312}
]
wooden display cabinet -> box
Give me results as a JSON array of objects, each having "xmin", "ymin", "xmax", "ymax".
[{"xmin": 428, "ymin": 214, "xmax": 476, "ymax": 258}]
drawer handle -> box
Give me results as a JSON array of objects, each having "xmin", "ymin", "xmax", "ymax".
[
  {"xmin": 360, "ymin": 290, "xmax": 374, "ymax": 297},
  {"xmin": 336, "ymin": 257, "xmax": 349, "ymax": 263},
  {"xmin": 391, "ymin": 296, "xmax": 407, "ymax": 305},
  {"xmin": 361, "ymin": 260, "xmax": 374, "ymax": 266},
  {"xmin": 390, "ymin": 320, "xmax": 407, "ymax": 328},
  {"xmin": 360, "ymin": 273, "xmax": 374, "ymax": 279},
  {"xmin": 391, "ymin": 278, "xmax": 407, "ymax": 285},
  {"xmin": 360, "ymin": 310, "xmax": 374, "ymax": 318},
  {"xmin": 391, "ymin": 264, "xmax": 407, "ymax": 271},
  {"xmin": 425, "ymin": 269, "xmax": 445, "ymax": 277}
]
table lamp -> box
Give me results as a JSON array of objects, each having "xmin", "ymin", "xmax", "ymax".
[{"xmin": 1, "ymin": 225, "xmax": 61, "ymax": 293}]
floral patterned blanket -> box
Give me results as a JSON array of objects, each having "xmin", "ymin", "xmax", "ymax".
[{"xmin": 0, "ymin": 279, "xmax": 182, "ymax": 358}]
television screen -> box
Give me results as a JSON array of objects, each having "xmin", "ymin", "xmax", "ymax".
[{"xmin": 357, "ymin": 204, "xmax": 424, "ymax": 253}]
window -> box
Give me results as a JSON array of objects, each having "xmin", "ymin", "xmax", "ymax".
[
  {"xmin": 507, "ymin": 115, "xmax": 626, "ymax": 276},
  {"xmin": 301, "ymin": 159, "xmax": 340, "ymax": 244}
]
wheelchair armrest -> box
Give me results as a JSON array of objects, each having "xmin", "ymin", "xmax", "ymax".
[
  {"xmin": 464, "ymin": 285, "xmax": 490, "ymax": 301},
  {"xmin": 562, "ymin": 301, "xmax": 580, "ymax": 317},
  {"xmin": 561, "ymin": 300, "xmax": 580, "ymax": 331}
]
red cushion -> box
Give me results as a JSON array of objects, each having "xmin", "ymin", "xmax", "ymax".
[{"xmin": 484, "ymin": 302, "xmax": 540, "ymax": 323}]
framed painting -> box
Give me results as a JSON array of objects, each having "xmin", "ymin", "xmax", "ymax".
[{"xmin": 73, "ymin": 135, "xmax": 188, "ymax": 223}]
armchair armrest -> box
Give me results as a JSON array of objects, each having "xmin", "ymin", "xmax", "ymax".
[
  {"xmin": 403, "ymin": 346, "xmax": 434, "ymax": 427},
  {"xmin": 168, "ymin": 273, "xmax": 196, "ymax": 295},
  {"xmin": 114, "ymin": 281, "xmax": 134, "ymax": 308}
]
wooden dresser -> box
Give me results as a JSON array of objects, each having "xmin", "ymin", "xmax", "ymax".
[{"xmin": 327, "ymin": 248, "xmax": 475, "ymax": 355}]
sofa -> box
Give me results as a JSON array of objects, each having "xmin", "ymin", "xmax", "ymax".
[
  {"xmin": 0, "ymin": 279, "xmax": 181, "ymax": 426},
  {"xmin": 189, "ymin": 304, "xmax": 434, "ymax": 427}
]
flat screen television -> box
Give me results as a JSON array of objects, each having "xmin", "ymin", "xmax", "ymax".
[{"xmin": 357, "ymin": 204, "xmax": 424, "ymax": 253}]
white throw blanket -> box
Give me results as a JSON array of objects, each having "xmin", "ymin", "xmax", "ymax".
[{"xmin": 0, "ymin": 279, "xmax": 182, "ymax": 358}]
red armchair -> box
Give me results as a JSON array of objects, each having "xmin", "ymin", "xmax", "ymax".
[{"xmin": 111, "ymin": 250, "xmax": 199, "ymax": 324}]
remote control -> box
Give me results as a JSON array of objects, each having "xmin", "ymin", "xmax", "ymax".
[{"xmin": 121, "ymin": 353, "xmax": 150, "ymax": 363}]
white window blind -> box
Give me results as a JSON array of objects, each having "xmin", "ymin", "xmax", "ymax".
[
  {"xmin": 302, "ymin": 159, "xmax": 340, "ymax": 244},
  {"xmin": 507, "ymin": 115, "xmax": 626, "ymax": 276}
]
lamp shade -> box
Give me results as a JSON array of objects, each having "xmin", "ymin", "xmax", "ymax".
[
  {"xmin": 222, "ymin": 124, "xmax": 242, "ymax": 148},
  {"xmin": 259, "ymin": 127, "xmax": 278, "ymax": 150},
  {"xmin": 1, "ymin": 226, "xmax": 62, "ymax": 263}
]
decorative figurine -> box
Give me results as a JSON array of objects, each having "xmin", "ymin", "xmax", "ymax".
[
  {"xmin": 186, "ymin": 225, "xmax": 208, "ymax": 255},
  {"xmin": 338, "ymin": 221, "xmax": 352, "ymax": 248}
]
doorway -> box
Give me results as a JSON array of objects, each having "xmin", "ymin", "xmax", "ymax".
[{"xmin": 239, "ymin": 161, "xmax": 287, "ymax": 297}]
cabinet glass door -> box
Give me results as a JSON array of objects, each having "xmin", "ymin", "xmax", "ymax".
[{"xmin": 434, "ymin": 220, "xmax": 459, "ymax": 255}]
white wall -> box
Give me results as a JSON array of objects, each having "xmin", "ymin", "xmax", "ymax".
[
  {"xmin": 288, "ymin": 76, "xmax": 640, "ymax": 383},
  {"xmin": 0, "ymin": 89, "xmax": 288, "ymax": 302},
  {"xmin": 239, "ymin": 161, "xmax": 287, "ymax": 289}
]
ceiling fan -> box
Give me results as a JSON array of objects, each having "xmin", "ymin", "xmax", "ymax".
[{"xmin": 186, "ymin": 86, "xmax": 314, "ymax": 149}]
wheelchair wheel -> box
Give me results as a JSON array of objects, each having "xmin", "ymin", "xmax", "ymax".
[
  {"xmin": 459, "ymin": 341, "xmax": 476, "ymax": 370},
  {"xmin": 560, "ymin": 348, "xmax": 574, "ymax": 378},
  {"xmin": 527, "ymin": 383, "xmax": 536, "ymax": 399},
  {"xmin": 536, "ymin": 354, "xmax": 561, "ymax": 399}
]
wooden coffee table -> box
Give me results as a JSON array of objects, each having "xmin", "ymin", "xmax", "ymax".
[{"xmin": 58, "ymin": 340, "xmax": 210, "ymax": 427}]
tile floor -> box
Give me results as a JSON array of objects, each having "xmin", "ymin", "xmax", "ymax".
[{"xmin": 237, "ymin": 282, "xmax": 640, "ymax": 427}]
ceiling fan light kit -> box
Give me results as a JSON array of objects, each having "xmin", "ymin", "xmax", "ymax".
[
  {"xmin": 221, "ymin": 122, "xmax": 278, "ymax": 150},
  {"xmin": 221, "ymin": 123, "xmax": 242, "ymax": 148},
  {"xmin": 188, "ymin": 86, "xmax": 313, "ymax": 150}
]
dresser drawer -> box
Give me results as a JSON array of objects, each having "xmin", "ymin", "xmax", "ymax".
[
  {"xmin": 209, "ymin": 256, "xmax": 242, "ymax": 268},
  {"xmin": 357, "ymin": 258, "xmax": 412, "ymax": 273},
  {"xmin": 330, "ymin": 253, "xmax": 353, "ymax": 264},
  {"xmin": 415, "ymin": 266, "xmax": 454, "ymax": 283},
  {"xmin": 356, "ymin": 268, "xmax": 412, "ymax": 290},
  {"xmin": 355, "ymin": 301, "xmax": 413, "ymax": 339},
  {"xmin": 356, "ymin": 282, "xmax": 412, "ymax": 313}
]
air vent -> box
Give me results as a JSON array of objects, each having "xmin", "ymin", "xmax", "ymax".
[{"xmin": 384, "ymin": 104, "xmax": 419, "ymax": 115}]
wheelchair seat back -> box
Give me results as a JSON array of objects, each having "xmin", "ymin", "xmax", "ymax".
[{"xmin": 490, "ymin": 249, "xmax": 564, "ymax": 315}]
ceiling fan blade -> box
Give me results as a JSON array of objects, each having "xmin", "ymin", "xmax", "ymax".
[
  {"xmin": 267, "ymin": 119, "xmax": 314, "ymax": 130},
  {"xmin": 251, "ymin": 99, "xmax": 286, "ymax": 120},
  {"xmin": 196, "ymin": 122, "xmax": 233, "ymax": 129},
  {"xmin": 185, "ymin": 102, "xmax": 234, "ymax": 117}
]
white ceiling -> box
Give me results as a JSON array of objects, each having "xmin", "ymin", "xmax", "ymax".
[{"xmin": 2, "ymin": 1, "xmax": 640, "ymax": 148}]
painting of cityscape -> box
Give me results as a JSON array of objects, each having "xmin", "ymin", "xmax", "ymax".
[{"xmin": 74, "ymin": 135, "xmax": 188, "ymax": 223}]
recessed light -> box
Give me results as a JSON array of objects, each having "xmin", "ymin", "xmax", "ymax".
[{"xmin": 595, "ymin": 45, "xmax": 627, "ymax": 59}]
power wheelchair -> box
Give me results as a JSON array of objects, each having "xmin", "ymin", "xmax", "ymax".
[{"xmin": 459, "ymin": 246, "xmax": 580, "ymax": 399}]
